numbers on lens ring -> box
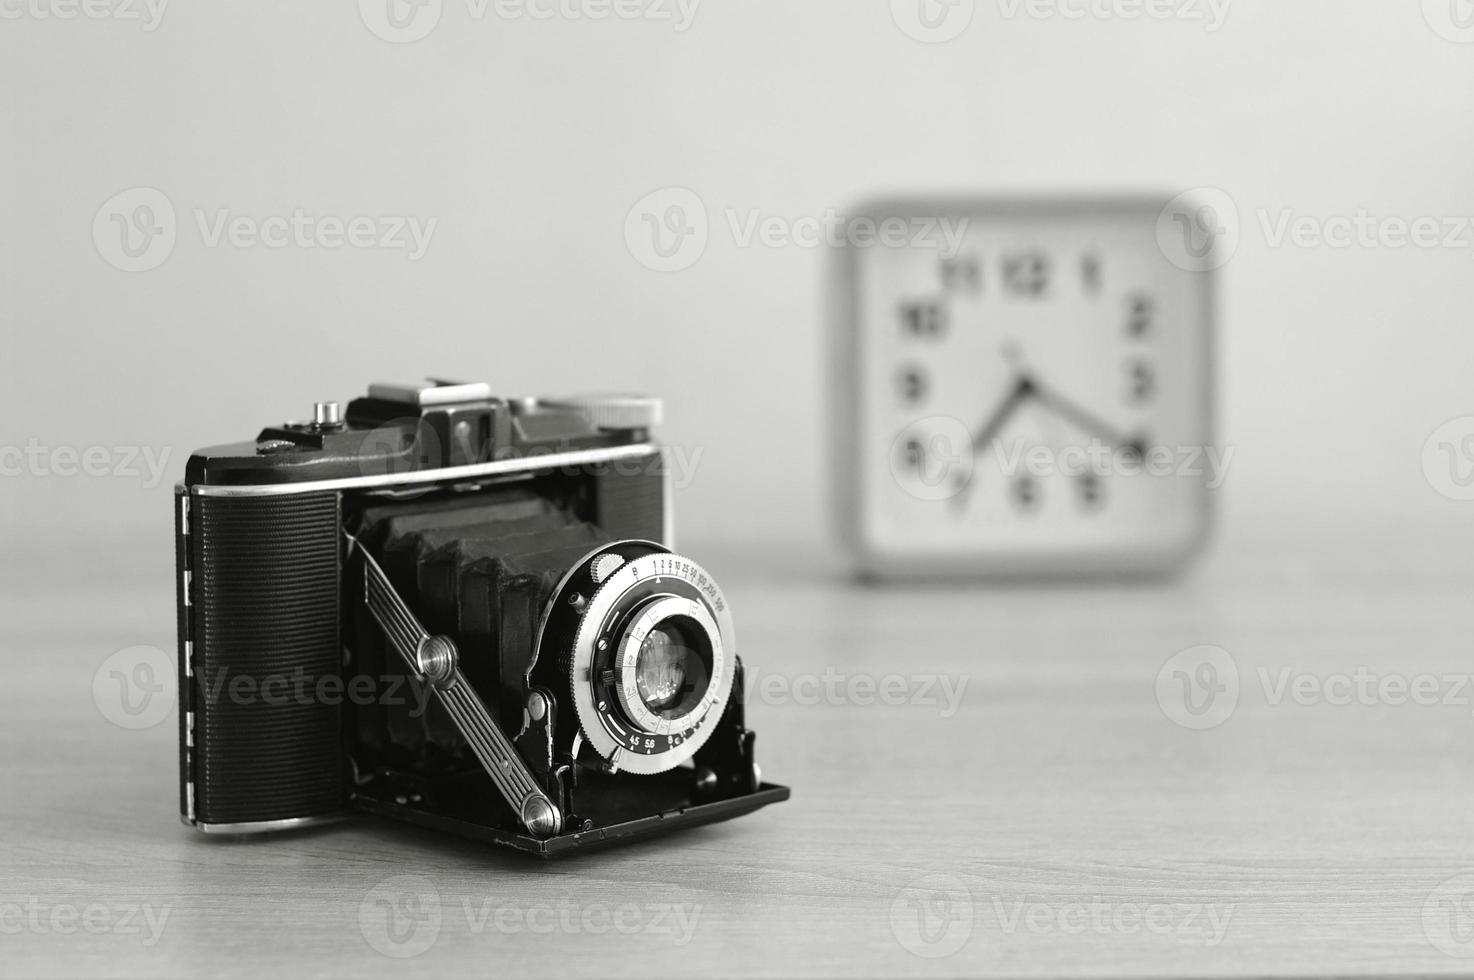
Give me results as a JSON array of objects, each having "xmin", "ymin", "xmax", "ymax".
[{"xmin": 901, "ymin": 300, "xmax": 948, "ymax": 339}]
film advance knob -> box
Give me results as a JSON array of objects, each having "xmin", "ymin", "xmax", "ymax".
[{"xmin": 544, "ymin": 395, "xmax": 664, "ymax": 432}]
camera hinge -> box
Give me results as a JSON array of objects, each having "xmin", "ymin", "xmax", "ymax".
[{"xmin": 350, "ymin": 534, "xmax": 563, "ymax": 839}]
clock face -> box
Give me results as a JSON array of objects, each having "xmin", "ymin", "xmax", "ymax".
[{"xmin": 835, "ymin": 199, "xmax": 1214, "ymax": 575}]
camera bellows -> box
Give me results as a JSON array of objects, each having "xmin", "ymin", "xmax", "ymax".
[{"xmin": 353, "ymin": 486, "xmax": 609, "ymax": 769}]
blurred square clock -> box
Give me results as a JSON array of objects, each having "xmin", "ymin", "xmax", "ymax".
[{"xmin": 830, "ymin": 196, "xmax": 1216, "ymax": 579}]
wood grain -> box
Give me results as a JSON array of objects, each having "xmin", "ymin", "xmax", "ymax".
[{"xmin": 6, "ymin": 529, "xmax": 1474, "ymax": 978}]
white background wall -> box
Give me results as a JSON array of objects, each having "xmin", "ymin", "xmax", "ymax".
[{"xmin": 4, "ymin": 0, "xmax": 1474, "ymax": 562}]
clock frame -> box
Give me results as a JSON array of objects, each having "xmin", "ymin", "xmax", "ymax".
[{"xmin": 829, "ymin": 196, "xmax": 1217, "ymax": 580}]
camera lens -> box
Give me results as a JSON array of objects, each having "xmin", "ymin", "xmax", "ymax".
[
  {"xmin": 634, "ymin": 627, "xmax": 685, "ymax": 710},
  {"xmin": 550, "ymin": 544, "xmax": 737, "ymax": 775},
  {"xmin": 613, "ymin": 603, "xmax": 716, "ymax": 736},
  {"xmin": 630, "ymin": 615, "xmax": 713, "ymax": 719}
]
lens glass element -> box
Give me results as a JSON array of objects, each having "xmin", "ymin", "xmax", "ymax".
[
  {"xmin": 622, "ymin": 613, "xmax": 713, "ymax": 726},
  {"xmin": 635, "ymin": 628, "xmax": 687, "ymax": 710}
]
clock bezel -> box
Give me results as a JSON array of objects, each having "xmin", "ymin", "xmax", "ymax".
[{"xmin": 829, "ymin": 194, "xmax": 1217, "ymax": 580}]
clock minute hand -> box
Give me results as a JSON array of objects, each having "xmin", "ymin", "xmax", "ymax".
[{"xmin": 1030, "ymin": 379, "xmax": 1145, "ymax": 456}]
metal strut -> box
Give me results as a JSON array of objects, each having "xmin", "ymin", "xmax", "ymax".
[{"xmin": 351, "ymin": 534, "xmax": 562, "ymax": 838}]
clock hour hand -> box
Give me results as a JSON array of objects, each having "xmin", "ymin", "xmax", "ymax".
[
  {"xmin": 952, "ymin": 375, "xmax": 1036, "ymax": 505},
  {"xmin": 970, "ymin": 375, "xmax": 1036, "ymax": 453}
]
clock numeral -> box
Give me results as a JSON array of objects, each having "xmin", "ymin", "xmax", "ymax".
[
  {"xmin": 1127, "ymin": 293, "xmax": 1155, "ymax": 338},
  {"xmin": 1082, "ymin": 253, "xmax": 1103, "ymax": 296},
  {"xmin": 901, "ymin": 438, "xmax": 927, "ymax": 473},
  {"xmin": 1002, "ymin": 252, "xmax": 1051, "ymax": 300},
  {"xmin": 1127, "ymin": 359, "xmax": 1156, "ymax": 405},
  {"xmin": 897, "ymin": 365, "xmax": 929, "ymax": 406},
  {"xmin": 941, "ymin": 255, "xmax": 982, "ymax": 295},
  {"xmin": 1011, "ymin": 474, "xmax": 1041, "ymax": 513},
  {"xmin": 1077, "ymin": 473, "xmax": 1104, "ymax": 511},
  {"xmin": 901, "ymin": 301, "xmax": 949, "ymax": 339}
]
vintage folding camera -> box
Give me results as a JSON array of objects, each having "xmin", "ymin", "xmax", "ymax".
[{"xmin": 174, "ymin": 381, "xmax": 788, "ymax": 856}]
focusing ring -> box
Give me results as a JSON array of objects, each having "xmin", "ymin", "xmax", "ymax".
[
  {"xmin": 546, "ymin": 543, "xmax": 736, "ymax": 775},
  {"xmin": 612, "ymin": 595, "xmax": 724, "ymax": 737}
]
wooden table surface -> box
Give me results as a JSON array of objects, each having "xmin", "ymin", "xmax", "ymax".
[{"xmin": 6, "ymin": 522, "xmax": 1474, "ymax": 978}]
